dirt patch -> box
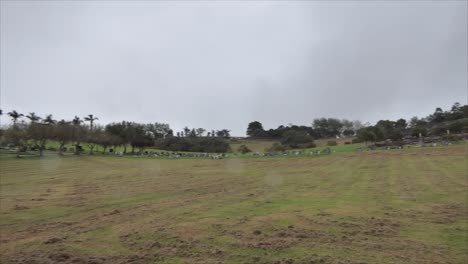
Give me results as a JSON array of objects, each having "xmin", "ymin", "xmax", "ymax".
[
  {"xmin": 397, "ymin": 203, "xmax": 468, "ymax": 224},
  {"xmin": 363, "ymin": 217, "xmax": 400, "ymax": 237},
  {"xmin": 105, "ymin": 209, "xmax": 121, "ymax": 216},
  {"xmin": 49, "ymin": 252, "xmax": 72, "ymax": 262},
  {"xmin": 430, "ymin": 203, "xmax": 467, "ymax": 224},
  {"xmin": 44, "ymin": 237, "xmax": 64, "ymax": 244},
  {"xmin": 14, "ymin": 205, "xmax": 30, "ymax": 210}
]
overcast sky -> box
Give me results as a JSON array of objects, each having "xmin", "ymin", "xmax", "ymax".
[{"xmin": 1, "ymin": 1, "xmax": 467, "ymax": 136}]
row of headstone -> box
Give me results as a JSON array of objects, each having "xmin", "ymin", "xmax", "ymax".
[
  {"xmin": 361, "ymin": 141, "xmax": 455, "ymax": 151},
  {"xmin": 250, "ymin": 148, "xmax": 333, "ymax": 157},
  {"xmin": 111, "ymin": 150, "xmax": 229, "ymax": 159}
]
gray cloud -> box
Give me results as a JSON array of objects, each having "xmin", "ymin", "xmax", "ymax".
[{"xmin": 1, "ymin": 1, "xmax": 466, "ymax": 135}]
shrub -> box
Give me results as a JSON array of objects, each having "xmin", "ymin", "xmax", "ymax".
[
  {"xmin": 430, "ymin": 126, "xmax": 447, "ymax": 136},
  {"xmin": 327, "ymin": 140, "xmax": 338, "ymax": 146},
  {"xmin": 447, "ymin": 120, "xmax": 465, "ymax": 134},
  {"xmin": 237, "ymin": 144, "xmax": 252, "ymax": 154},
  {"xmin": 266, "ymin": 143, "xmax": 286, "ymax": 152},
  {"xmin": 390, "ymin": 140, "xmax": 404, "ymax": 146},
  {"xmin": 411, "ymin": 128, "xmax": 427, "ymax": 137},
  {"xmin": 280, "ymin": 131, "xmax": 314, "ymax": 148},
  {"xmin": 155, "ymin": 137, "xmax": 230, "ymax": 153},
  {"xmin": 440, "ymin": 134, "xmax": 462, "ymax": 141}
]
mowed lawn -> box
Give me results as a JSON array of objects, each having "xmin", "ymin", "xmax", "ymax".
[{"xmin": 0, "ymin": 146, "xmax": 467, "ymax": 264}]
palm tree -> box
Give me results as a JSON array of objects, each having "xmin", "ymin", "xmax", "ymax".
[
  {"xmin": 71, "ymin": 116, "xmax": 83, "ymax": 155},
  {"xmin": 72, "ymin": 116, "xmax": 83, "ymax": 126},
  {"xmin": 43, "ymin": 114, "xmax": 56, "ymax": 125},
  {"xmin": 7, "ymin": 110, "xmax": 23, "ymax": 126},
  {"xmin": 26, "ymin": 112, "xmax": 41, "ymax": 123},
  {"xmin": 84, "ymin": 114, "xmax": 98, "ymax": 130}
]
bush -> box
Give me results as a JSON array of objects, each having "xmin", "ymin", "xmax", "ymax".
[
  {"xmin": 352, "ymin": 138, "xmax": 363, "ymax": 144},
  {"xmin": 430, "ymin": 126, "xmax": 447, "ymax": 136},
  {"xmin": 280, "ymin": 131, "xmax": 314, "ymax": 148},
  {"xmin": 411, "ymin": 128, "xmax": 428, "ymax": 137},
  {"xmin": 440, "ymin": 134, "xmax": 462, "ymax": 141},
  {"xmin": 327, "ymin": 140, "xmax": 338, "ymax": 146},
  {"xmin": 237, "ymin": 144, "xmax": 252, "ymax": 154},
  {"xmin": 155, "ymin": 137, "xmax": 230, "ymax": 153},
  {"xmin": 266, "ymin": 143, "xmax": 286, "ymax": 152},
  {"xmin": 447, "ymin": 120, "xmax": 465, "ymax": 134},
  {"xmin": 389, "ymin": 140, "xmax": 404, "ymax": 146}
]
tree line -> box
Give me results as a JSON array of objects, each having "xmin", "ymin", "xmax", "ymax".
[
  {"xmin": 246, "ymin": 118, "xmax": 364, "ymax": 139},
  {"xmin": 355, "ymin": 102, "xmax": 468, "ymax": 144},
  {"xmin": 245, "ymin": 102, "xmax": 468, "ymax": 147},
  {"xmin": 0, "ymin": 111, "xmax": 232, "ymax": 157},
  {"xmin": 1, "ymin": 102, "xmax": 466, "ymax": 157}
]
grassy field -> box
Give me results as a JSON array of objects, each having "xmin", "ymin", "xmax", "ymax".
[
  {"xmin": 229, "ymin": 137, "xmax": 355, "ymax": 153},
  {"xmin": 0, "ymin": 145, "xmax": 467, "ymax": 263}
]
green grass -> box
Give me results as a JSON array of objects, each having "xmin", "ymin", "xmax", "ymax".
[{"xmin": 0, "ymin": 145, "xmax": 467, "ymax": 263}]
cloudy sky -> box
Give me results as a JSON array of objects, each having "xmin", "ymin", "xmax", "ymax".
[{"xmin": 1, "ymin": 1, "xmax": 466, "ymax": 136}]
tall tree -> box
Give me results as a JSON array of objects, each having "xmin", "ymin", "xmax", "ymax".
[
  {"xmin": 431, "ymin": 107, "xmax": 445, "ymax": 123},
  {"xmin": 312, "ymin": 118, "xmax": 343, "ymax": 138},
  {"xmin": 356, "ymin": 127, "xmax": 377, "ymax": 145},
  {"xmin": 216, "ymin": 129, "xmax": 231, "ymax": 138},
  {"xmin": 43, "ymin": 114, "xmax": 56, "ymax": 125},
  {"xmin": 71, "ymin": 116, "xmax": 85, "ymax": 155},
  {"xmin": 247, "ymin": 121, "xmax": 264, "ymax": 137},
  {"xmin": 72, "ymin": 116, "xmax": 83, "ymax": 126},
  {"xmin": 146, "ymin": 123, "xmax": 172, "ymax": 139},
  {"xmin": 395, "ymin": 118, "xmax": 407, "ymax": 129},
  {"xmin": 183, "ymin": 126, "xmax": 190, "ymax": 137},
  {"xmin": 7, "ymin": 110, "xmax": 23, "ymax": 126},
  {"xmin": 196, "ymin": 128, "xmax": 206, "ymax": 137},
  {"xmin": 26, "ymin": 112, "xmax": 41, "ymax": 123},
  {"xmin": 189, "ymin": 128, "xmax": 197, "ymax": 137},
  {"xmin": 84, "ymin": 114, "xmax": 99, "ymax": 130},
  {"xmin": 449, "ymin": 102, "xmax": 463, "ymax": 120},
  {"xmin": 105, "ymin": 121, "xmax": 129, "ymax": 153},
  {"xmin": 3, "ymin": 123, "xmax": 27, "ymax": 158},
  {"xmin": 27, "ymin": 122, "xmax": 53, "ymax": 157},
  {"xmin": 55, "ymin": 121, "xmax": 73, "ymax": 155},
  {"xmin": 280, "ymin": 130, "xmax": 314, "ymax": 148}
]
